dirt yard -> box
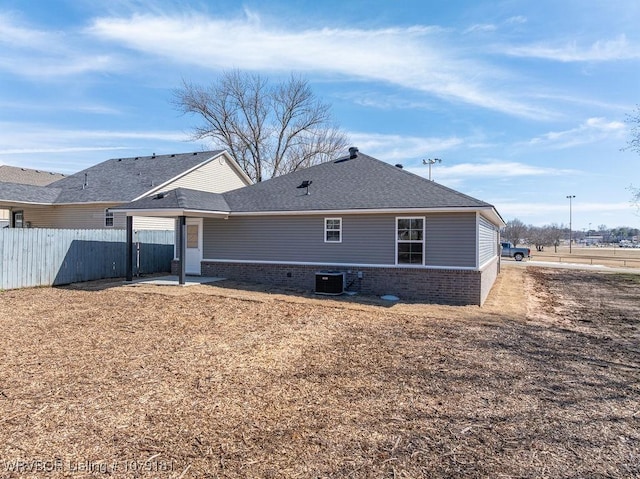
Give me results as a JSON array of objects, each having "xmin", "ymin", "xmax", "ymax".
[{"xmin": 1, "ymin": 265, "xmax": 638, "ymax": 478}]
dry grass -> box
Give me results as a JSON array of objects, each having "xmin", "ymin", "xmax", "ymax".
[
  {"xmin": 0, "ymin": 266, "xmax": 638, "ymax": 478},
  {"xmin": 526, "ymin": 245, "xmax": 640, "ymax": 269}
]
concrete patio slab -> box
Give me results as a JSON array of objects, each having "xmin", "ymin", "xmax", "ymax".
[{"xmin": 126, "ymin": 275, "xmax": 226, "ymax": 286}]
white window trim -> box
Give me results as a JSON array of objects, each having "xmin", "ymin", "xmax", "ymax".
[
  {"xmin": 395, "ymin": 216, "xmax": 425, "ymax": 266},
  {"xmin": 105, "ymin": 208, "xmax": 114, "ymax": 228},
  {"xmin": 324, "ymin": 217, "xmax": 342, "ymax": 243}
]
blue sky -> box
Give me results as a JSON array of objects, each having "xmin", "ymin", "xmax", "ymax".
[{"xmin": 1, "ymin": 0, "xmax": 639, "ymax": 230}]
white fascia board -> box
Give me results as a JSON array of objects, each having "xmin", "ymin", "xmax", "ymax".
[
  {"xmin": 0, "ymin": 199, "xmax": 56, "ymax": 206},
  {"xmin": 230, "ymin": 206, "xmax": 499, "ymax": 218},
  {"xmin": 122, "ymin": 208, "xmax": 229, "ymax": 218},
  {"xmin": 480, "ymin": 208, "xmax": 506, "ymax": 228},
  {"xmin": 202, "ymin": 258, "xmax": 478, "ymax": 271}
]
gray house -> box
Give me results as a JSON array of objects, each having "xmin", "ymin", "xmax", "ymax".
[
  {"xmin": 0, "ymin": 151, "xmax": 251, "ymax": 230},
  {"xmin": 117, "ymin": 148, "xmax": 505, "ymax": 305}
]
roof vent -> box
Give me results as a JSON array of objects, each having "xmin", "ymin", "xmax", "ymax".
[
  {"xmin": 193, "ymin": 152, "xmax": 198, "ymax": 155},
  {"xmin": 348, "ymin": 146, "xmax": 359, "ymax": 159},
  {"xmin": 82, "ymin": 173, "xmax": 88, "ymax": 190},
  {"xmin": 152, "ymin": 153, "xmax": 156, "ymax": 158},
  {"xmin": 171, "ymin": 154, "xmax": 175, "ymax": 158},
  {"xmin": 155, "ymin": 192, "xmax": 165, "ymax": 199},
  {"xmin": 395, "ymin": 164, "xmax": 403, "ymax": 169},
  {"xmin": 297, "ymin": 180, "xmax": 313, "ymax": 195}
]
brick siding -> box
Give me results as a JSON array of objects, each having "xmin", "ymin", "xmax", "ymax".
[{"xmin": 177, "ymin": 260, "xmax": 499, "ymax": 306}]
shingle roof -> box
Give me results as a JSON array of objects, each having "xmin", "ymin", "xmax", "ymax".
[
  {"xmin": 0, "ymin": 151, "xmax": 225, "ymax": 205},
  {"xmin": 0, "ymin": 165, "xmax": 65, "ymax": 186},
  {"xmin": 0, "ymin": 181, "xmax": 61, "ymax": 204},
  {"xmin": 119, "ymin": 151, "xmax": 497, "ymax": 216},
  {"xmin": 115, "ymin": 188, "xmax": 230, "ymax": 212},
  {"xmin": 49, "ymin": 150, "xmax": 224, "ymax": 203},
  {"xmin": 222, "ymin": 152, "xmax": 492, "ymax": 212}
]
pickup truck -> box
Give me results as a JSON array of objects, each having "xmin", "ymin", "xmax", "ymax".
[{"xmin": 500, "ymin": 242, "xmax": 531, "ymax": 261}]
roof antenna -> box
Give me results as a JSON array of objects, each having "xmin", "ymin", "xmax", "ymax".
[
  {"xmin": 297, "ymin": 180, "xmax": 312, "ymax": 195},
  {"xmin": 83, "ymin": 173, "xmax": 88, "ymax": 190}
]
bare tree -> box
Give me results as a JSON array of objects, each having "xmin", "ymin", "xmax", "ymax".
[
  {"xmin": 502, "ymin": 218, "xmax": 528, "ymax": 247},
  {"xmin": 624, "ymin": 105, "xmax": 640, "ymax": 209},
  {"xmin": 174, "ymin": 70, "xmax": 349, "ymax": 182}
]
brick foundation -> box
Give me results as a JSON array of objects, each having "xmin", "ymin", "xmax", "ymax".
[{"xmin": 179, "ymin": 259, "xmax": 501, "ymax": 306}]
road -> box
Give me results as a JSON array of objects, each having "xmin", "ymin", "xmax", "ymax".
[{"xmin": 501, "ymin": 258, "xmax": 640, "ymax": 274}]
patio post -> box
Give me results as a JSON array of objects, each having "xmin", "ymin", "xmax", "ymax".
[{"xmin": 178, "ymin": 215, "xmax": 186, "ymax": 285}]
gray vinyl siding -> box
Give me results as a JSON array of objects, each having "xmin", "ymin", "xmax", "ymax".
[
  {"xmin": 203, "ymin": 212, "xmax": 478, "ymax": 268},
  {"xmin": 478, "ymin": 215, "xmax": 498, "ymax": 266},
  {"xmin": 204, "ymin": 215, "xmax": 395, "ymax": 264},
  {"xmin": 424, "ymin": 213, "xmax": 477, "ymax": 267}
]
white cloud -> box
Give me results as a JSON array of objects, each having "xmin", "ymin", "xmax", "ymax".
[
  {"xmin": 505, "ymin": 34, "xmax": 640, "ymax": 62},
  {"xmin": 495, "ymin": 201, "xmax": 632, "ymax": 221},
  {"xmin": 0, "ymin": 13, "xmax": 121, "ymax": 77},
  {"xmin": 84, "ymin": 10, "xmax": 549, "ymax": 119},
  {"xmin": 348, "ymin": 132, "xmax": 464, "ymax": 160},
  {"xmin": 0, "ymin": 124, "xmax": 189, "ymax": 151},
  {"xmin": 406, "ymin": 161, "xmax": 576, "ymax": 182},
  {"xmin": 526, "ymin": 117, "xmax": 627, "ymax": 149},
  {"xmin": 464, "ymin": 24, "xmax": 497, "ymax": 34},
  {"xmin": 505, "ymin": 16, "xmax": 527, "ymax": 25}
]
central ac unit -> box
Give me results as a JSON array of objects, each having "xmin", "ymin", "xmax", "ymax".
[{"xmin": 315, "ymin": 271, "xmax": 345, "ymax": 295}]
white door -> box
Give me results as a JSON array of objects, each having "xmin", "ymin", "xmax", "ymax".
[{"xmin": 185, "ymin": 218, "xmax": 203, "ymax": 275}]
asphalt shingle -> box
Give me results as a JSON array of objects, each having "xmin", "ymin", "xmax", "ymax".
[
  {"xmin": 222, "ymin": 152, "xmax": 492, "ymax": 212},
  {"xmin": 49, "ymin": 150, "xmax": 224, "ymax": 203},
  {"xmin": 0, "ymin": 182, "xmax": 61, "ymax": 204},
  {"xmin": 118, "ymin": 151, "xmax": 496, "ymax": 215}
]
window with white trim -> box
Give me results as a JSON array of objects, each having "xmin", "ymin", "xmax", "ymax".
[
  {"xmin": 396, "ymin": 217, "xmax": 424, "ymax": 264},
  {"xmin": 324, "ymin": 217, "xmax": 342, "ymax": 243},
  {"xmin": 105, "ymin": 209, "xmax": 114, "ymax": 227}
]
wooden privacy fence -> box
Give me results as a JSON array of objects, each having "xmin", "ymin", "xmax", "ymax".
[{"xmin": 0, "ymin": 229, "xmax": 174, "ymax": 290}]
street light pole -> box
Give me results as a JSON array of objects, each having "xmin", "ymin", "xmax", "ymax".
[
  {"xmin": 422, "ymin": 158, "xmax": 442, "ymax": 181},
  {"xmin": 566, "ymin": 195, "xmax": 575, "ymax": 253}
]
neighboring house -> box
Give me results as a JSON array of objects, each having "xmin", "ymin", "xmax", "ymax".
[
  {"xmin": 117, "ymin": 148, "xmax": 505, "ymax": 305},
  {"xmin": 0, "ymin": 165, "xmax": 66, "ymax": 227},
  {"xmin": 0, "ymin": 151, "xmax": 251, "ymax": 230}
]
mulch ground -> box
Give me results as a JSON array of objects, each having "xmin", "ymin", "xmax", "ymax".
[{"xmin": 0, "ymin": 266, "xmax": 638, "ymax": 478}]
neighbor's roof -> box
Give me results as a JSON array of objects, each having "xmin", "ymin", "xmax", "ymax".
[
  {"xmin": 0, "ymin": 151, "xmax": 226, "ymax": 205},
  {"xmin": 118, "ymin": 151, "xmax": 503, "ymax": 224},
  {"xmin": 0, "ymin": 181, "xmax": 61, "ymax": 204},
  {"xmin": 0, "ymin": 165, "xmax": 65, "ymax": 186},
  {"xmin": 49, "ymin": 150, "xmax": 226, "ymax": 203}
]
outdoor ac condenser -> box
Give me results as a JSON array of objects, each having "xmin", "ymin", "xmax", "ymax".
[{"xmin": 315, "ymin": 271, "xmax": 345, "ymax": 295}]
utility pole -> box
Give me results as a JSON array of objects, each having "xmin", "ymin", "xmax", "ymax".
[
  {"xmin": 422, "ymin": 158, "xmax": 442, "ymax": 181},
  {"xmin": 566, "ymin": 195, "xmax": 575, "ymax": 253}
]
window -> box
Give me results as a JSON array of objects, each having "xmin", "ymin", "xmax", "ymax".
[
  {"xmin": 187, "ymin": 224, "xmax": 199, "ymax": 248},
  {"xmin": 396, "ymin": 217, "xmax": 424, "ymax": 264},
  {"xmin": 325, "ymin": 217, "xmax": 342, "ymax": 243},
  {"xmin": 105, "ymin": 209, "xmax": 114, "ymax": 227},
  {"xmin": 12, "ymin": 210, "xmax": 24, "ymax": 228}
]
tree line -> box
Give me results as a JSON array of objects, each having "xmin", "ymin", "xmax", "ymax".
[{"xmin": 502, "ymin": 218, "xmax": 639, "ymax": 252}]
